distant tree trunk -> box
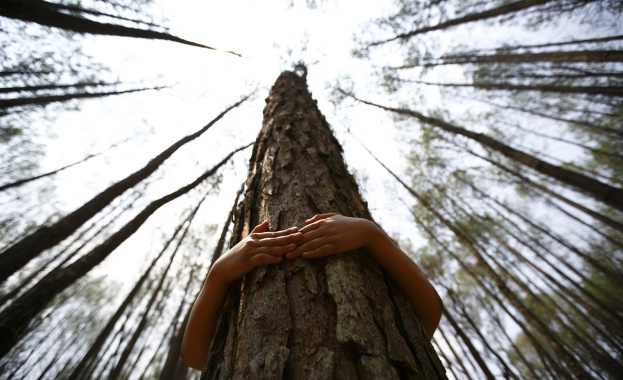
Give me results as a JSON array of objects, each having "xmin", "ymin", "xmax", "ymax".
[
  {"xmin": 0, "ymin": 0, "xmax": 239, "ymax": 55},
  {"xmin": 397, "ymin": 50, "xmax": 623, "ymax": 68},
  {"xmin": 397, "ymin": 80, "xmax": 623, "ymax": 97},
  {"xmin": 442, "ymin": 308, "xmax": 496, "ymax": 380},
  {"xmin": 67, "ymin": 193, "xmax": 208, "ymax": 380},
  {"xmin": 367, "ymin": 0, "xmax": 552, "ymax": 47},
  {"xmin": 344, "ymin": 92, "xmax": 623, "ymax": 212},
  {"xmin": 0, "ymin": 87, "xmax": 162, "ymax": 112},
  {"xmin": 202, "ymin": 69, "xmax": 446, "ymax": 379}
]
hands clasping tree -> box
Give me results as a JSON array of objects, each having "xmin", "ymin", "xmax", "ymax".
[{"xmin": 202, "ymin": 68, "xmax": 446, "ymax": 379}]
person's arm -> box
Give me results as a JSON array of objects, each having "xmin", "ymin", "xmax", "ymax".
[
  {"xmin": 286, "ymin": 213, "xmax": 442, "ymax": 339},
  {"xmin": 181, "ymin": 221, "xmax": 302, "ymax": 370}
]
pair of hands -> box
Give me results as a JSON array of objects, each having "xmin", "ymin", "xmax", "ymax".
[{"xmin": 212, "ymin": 213, "xmax": 372, "ymax": 284}]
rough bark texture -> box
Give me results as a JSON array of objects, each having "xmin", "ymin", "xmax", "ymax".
[{"xmin": 201, "ymin": 70, "xmax": 446, "ymax": 380}]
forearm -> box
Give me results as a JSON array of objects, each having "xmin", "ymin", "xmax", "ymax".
[
  {"xmin": 181, "ymin": 269, "xmax": 230, "ymax": 370},
  {"xmin": 364, "ymin": 221, "xmax": 442, "ymax": 339}
]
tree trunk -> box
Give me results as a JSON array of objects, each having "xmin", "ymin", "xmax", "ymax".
[
  {"xmin": 202, "ymin": 70, "xmax": 446, "ymax": 379},
  {"xmin": 442, "ymin": 308, "xmax": 496, "ymax": 380},
  {"xmin": 367, "ymin": 0, "xmax": 552, "ymax": 47},
  {"xmin": 0, "ymin": 0, "xmax": 239, "ymax": 56},
  {"xmin": 398, "ymin": 50, "xmax": 623, "ymax": 68},
  {"xmin": 397, "ymin": 80, "xmax": 623, "ymax": 97},
  {"xmin": 0, "ymin": 87, "xmax": 161, "ymax": 112},
  {"xmin": 344, "ymin": 92, "xmax": 623, "ymax": 212}
]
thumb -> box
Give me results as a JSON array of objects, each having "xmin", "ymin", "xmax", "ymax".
[{"xmin": 252, "ymin": 220, "xmax": 269, "ymax": 233}]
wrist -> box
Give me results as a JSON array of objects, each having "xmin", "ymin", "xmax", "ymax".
[
  {"xmin": 207, "ymin": 261, "xmax": 232, "ymax": 288},
  {"xmin": 361, "ymin": 219, "xmax": 384, "ymax": 250}
]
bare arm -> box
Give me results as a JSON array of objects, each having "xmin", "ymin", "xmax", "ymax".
[
  {"xmin": 286, "ymin": 213, "xmax": 442, "ymax": 339},
  {"xmin": 181, "ymin": 221, "xmax": 302, "ymax": 370}
]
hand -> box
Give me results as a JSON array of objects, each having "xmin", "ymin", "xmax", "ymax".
[
  {"xmin": 286, "ymin": 213, "xmax": 375, "ymax": 259},
  {"xmin": 211, "ymin": 221, "xmax": 302, "ymax": 283}
]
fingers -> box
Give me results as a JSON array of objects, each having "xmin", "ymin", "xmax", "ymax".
[
  {"xmin": 285, "ymin": 231, "xmax": 334, "ymax": 259},
  {"xmin": 254, "ymin": 242, "xmax": 299, "ymax": 256},
  {"xmin": 305, "ymin": 213, "xmax": 336, "ymax": 225},
  {"xmin": 252, "ymin": 226, "xmax": 299, "ymax": 239},
  {"xmin": 302, "ymin": 243, "xmax": 337, "ymax": 258},
  {"xmin": 255, "ymin": 232, "xmax": 302, "ymax": 247},
  {"xmin": 248, "ymin": 253, "xmax": 282, "ymax": 266},
  {"xmin": 251, "ymin": 220, "xmax": 269, "ymax": 233}
]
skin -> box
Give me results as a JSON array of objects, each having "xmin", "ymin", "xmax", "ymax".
[{"xmin": 181, "ymin": 214, "xmax": 443, "ymax": 371}]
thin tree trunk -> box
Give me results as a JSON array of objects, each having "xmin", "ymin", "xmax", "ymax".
[
  {"xmin": 0, "ymin": 95, "xmax": 250, "ymax": 284},
  {"xmin": 0, "ymin": 81, "xmax": 113, "ymax": 94},
  {"xmin": 0, "ymin": 87, "xmax": 162, "ymax": 111},
  {"xmin": 0, "ymin": 137, "xmax": 129, "ymax": 192},
  {"xmin": 436, "ymin": 327, "xmax": 475, "ymax": 380},
  {"xmin": 344, "ymin": 91, "xmax": 623, "ymax": 212},
  {"xmin": 495, "ymin": 119, "xmax": 623, "ymax": 165},
  {"xmin": 395, "ymin": 50, "xmax": 623, "ymax": 68},
  {"xmin": 107, "ymin": 264, "xmax": 176, "ymax": 379},
  {"xmin": 367, "ymin": 0, "xmax": 553, "ymax": 47},
  {"xmin": 464, "ymin": 147, "xmax": 623, "ymax": 234},
  {"xmin": 450, "ymin": 297, "xmax": 520, "ymax": 380},
  {"xmin": 468, "ymin": 94, "xmax": 623, "ymax": 137},
  {"xmin": 203, "ymin": 70, "xmax": 446, "ymax": 379},
  {"xmin": 400, "ymin": 80, "xmax": 623, "ymax": 97},
  {"xmin": 0, "ymin": 0, "xmax": 241, "ymax": 56},
  {"xmin": 0, "ymin": 193, "xmax": 137, "ymax": 308},
  {"xmin": 437, "ymin": 190, "xmax": 621, "ymax": 375},
  {"xmin": 463, "ymin": 34, "xmax": 623, "ymax": 55},
  {"xmin": 442, "ymin": 309, "xmax": 496, "ymax": 380},
  {"xmin": 0, "ymin": 145, "xmax": 247, "ymax": 358}
]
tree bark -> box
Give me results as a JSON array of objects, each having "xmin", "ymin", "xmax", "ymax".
[{"xmin": 202, "ymin": 70, "xmax": 446, "ymax": 379}]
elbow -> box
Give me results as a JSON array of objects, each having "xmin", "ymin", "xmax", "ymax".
[
  {"xmin": 181, "ymin": 338, "xmax": 204, "ymax": 371},
  {"xmin": 431, "ymin": 293, "xmax": 443, "ymax": 339},
  {"xmin": 424, "ymin": 290, "xmax": 443, "ymax": 340}
]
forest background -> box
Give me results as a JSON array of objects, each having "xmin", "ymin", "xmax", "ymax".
[{"xmin": 0, "ymin": 0, "xmax": 621, "ymax": 379}]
